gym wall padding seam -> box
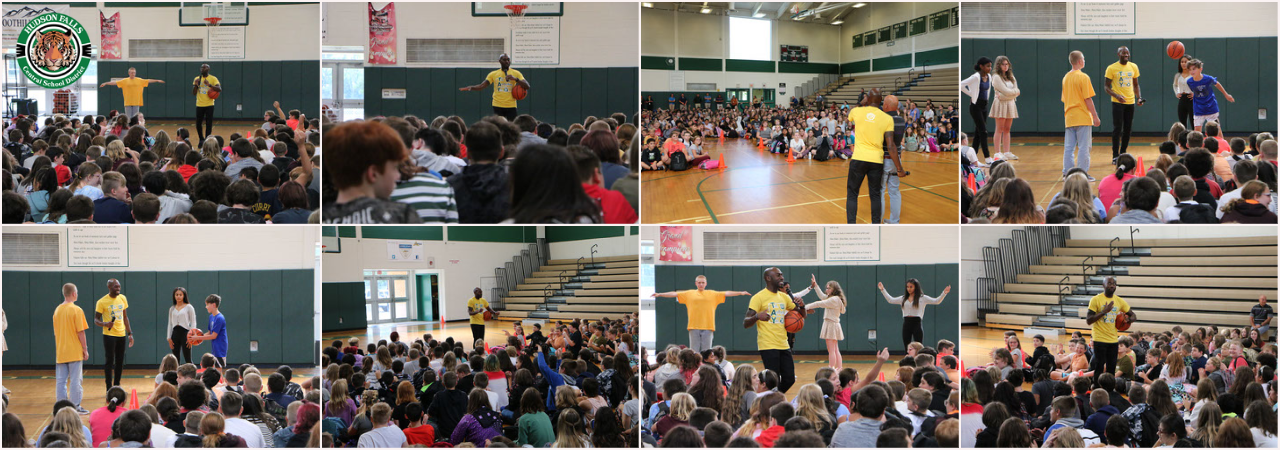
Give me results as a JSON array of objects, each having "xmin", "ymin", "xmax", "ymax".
[
  {"xmin": 95, "ymin": 60, "xmax": 320, "ymax": 121},
  {"xmin": 322, "ymin": 282, "xmax": 366, "ymax": 332},
  {"xmin": 653, "ymin": 263, "xmax": 959, "ymax": 354},
  {"xmin": 2, "ymin": 269, "xmax": 316, "ymax": 368},
  {"xmin": 361, "ymin": 67, "xmax": 639, "ymax": 127},
  {"xmin": 961, "ymin": 37, "xmax": 1277, "ymax": 134}
]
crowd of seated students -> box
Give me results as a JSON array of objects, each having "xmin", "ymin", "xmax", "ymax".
[
  {"xmin": 0, "ymin": 352, "xmax": 322, "ymax": 448},
  {"xmin": 961, "ymin": 122, "xmax": 1279, "ymax": 224},
  {"xmin": 639, "ymin": 340, "xmax": 963, "ymax": 448},
  {"xmin": 319, "ymin": 316, "xmax": 639, "ymax": 447},
  {"xmin": 2, "ymin": 108, "xmax": 321, "ymax": 224},
  {"xmin": 320, "ymin": 112, "xmax": 638, "ymax": 224},
  {"xmin": 639, "ymin": 99, "xmax": 960, "ymax": 169},
  {"xmin": 962, "ymin": 327, "xmax": 1278, "ymax": 448}
]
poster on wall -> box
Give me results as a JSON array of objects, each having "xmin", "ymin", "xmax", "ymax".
[
  {"xmin": 68, "ymin": 226, "xmax": 129, "ymax": 267},
  {"xmin": 3, "ymin": 4, "xmax": 71, "ymax": 48},
  {"xmin": 658, "ymin": 226, "xmax": 692, "ymax": 262},
  {"xmin": 207, "ymin": 26, "xmax": 245, "ymax": 59},
  {"xmin": 99, "ymin": 11, "xmax": 121, "ymax": 60},
  {"xmin": 823, "ymin": 227, "xmax": 879, "ymax": 261},
  {"xmin": 387, "ymin": 240, "xmax": 424, "ymax": 262},
  {"xmin": 1074, "ymin": 2, "xmax": 1134, "ymax": 35},
  {"xmin": 367, "ymin": 2, "xmax": 397, "ymax": 64},
  {"xmin": 511, "ymin": 16, "xmax": 559, "ymax": 65}
]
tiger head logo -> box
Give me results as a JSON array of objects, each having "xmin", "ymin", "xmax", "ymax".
[
  {"xmin": 32, "ymin": 30, "xmax": 75, "ymax": 70},
  {"xmin": 15, "ymin": 12, "xmax": 91, "ymax": 89}
]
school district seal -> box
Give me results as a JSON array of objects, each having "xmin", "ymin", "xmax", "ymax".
[{"xmin": 15, "ymin": 12, "xmax": 92, "ymax": 89}]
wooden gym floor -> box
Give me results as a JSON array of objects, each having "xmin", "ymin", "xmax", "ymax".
[
  {"xmin": 144, "ymin": 120, "xmax": 268, "ymax": 144},
  {"xmin": 725, "ymin": 353, "xmax": 900, "ymax": 402},
  {"xmin": 640, "ymin": 138, "xmax": 960, "ymax": 224}
]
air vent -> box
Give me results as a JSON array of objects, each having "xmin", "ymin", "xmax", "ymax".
[
  {"xmin": 961, "ymin": 2, "xmax": 1067, "ymax": 34},
  {"xmin": 3, "ymin": 233, "xmax": 60, "ymax": 266},
  {"xmin": 406, "ymin": 39, "xmax": 505, "ymax": 63},
  {"xmin": 687, "ymin": 83, "xmax": 718, "ymax": 91},
  {"xmin": 128, "ymin": 39, "xmax": 204, "ymax": 58},
  {"xmin": 705, "ymin": 231, "xmax": 818, "ymax": 261}
]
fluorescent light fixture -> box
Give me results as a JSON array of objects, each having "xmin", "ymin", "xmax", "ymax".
[
  {"xmin": 700, "ymin": 7, "xmax": 712, "ymax": 13},
  {"xmin": 642, "ymin": 2, "xmax": 653, "ymax": 7},
  {"xmin": 753, "ymin": 12, "xmax": 766, "ymax": 17},
  {"xmin": 852, "ymin": 3, "xmax": 867, "ymax": 7},
  {"xmin": 831, "ymin": 20, "xmax": 843, "ymax": 25}
]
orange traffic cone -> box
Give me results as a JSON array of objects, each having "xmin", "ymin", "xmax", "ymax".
[
  {"xmin": 786, "ymin": 148, "xmax": 797, "ymax": 163},
  {"xmin": 717, "ymin": 153, "xmax": 727, "ymax": 170},
  {"xmin": 1135, "ymin": 156, "xmax": 1146, "ymax": 176},
  {"xmin": 129, "ymin": 388, "xmax": 139, "ymax": 409},
  {"xmin": 959, "ymin": 360, "xmax": 966, "ymax": 378},
  {"xmin": 878, "ymin": 372, "xmax": 886, "ymax": 382}
]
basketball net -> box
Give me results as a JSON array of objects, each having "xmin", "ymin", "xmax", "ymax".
[
  {"xmin": 203, "ymin": 2, "xmax": 224, "ymax": 26},
  {"xmin": 504, "ymin": 4, "xmax": 528, "ymax": 29}
]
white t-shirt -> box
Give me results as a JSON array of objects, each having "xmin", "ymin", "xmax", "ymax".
[
  {"xmin": 150, "ymin": 423, "xmax": 177, "ymax": 448},
  {"xmin": 485, "ymin": 389, "xmax": 501, "ymax": 411},
  {"xmin": 1252, "ymin": 428, "xmax": 1278, "ymax": 448},
  {"xmin": 224, "ymin": 417, "xmax": 266, "ymax": 448},
  {"xmin": 357, "ymin": 424, "xmax": 407, "ymax": 448},
  {"xmin": 1156, "ymin": 192, "xmax": 1176, "ymax": 221},
  {"xmin": 789, "ymin": 139, "xmax": 806, "ymax": 152},
  {"xmin": 1216, "ymin": 187, "xmax": 1245, "ymax": 219}
]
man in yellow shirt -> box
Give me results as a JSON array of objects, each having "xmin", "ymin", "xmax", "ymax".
[
  {"xmin": 652, "ymin": 275, "xmax": 751, "ymax": 353},
  {"xmin": 1062, "ymin": 51, "xmax": 1101, "ymax": 180},
  {"xmin": 1086, "ymin": 276, "xmax": 1136, "ymax": 386},
  {"xmin": 54, "ymin": 283, "xmax": 90, "ymax": 414},
  {"xmin": 744, "ymin": 267, "xmax": 805, "ymax": 393},
  {"xmin": 100, "ymin": 67, "xmax": 165, "ymax": 121},
  {"xmin": 1104, "ymin": 46, "xmax": 1144, "ymax": 162},
  {"xmin": 460, "ymin": 53, "xmax": 531, "ymax": 122},
  {"xmin": 467, "ymin": 287, "xmax": 498, "ymax": 346},
  {"xmin": 94, "ymin": 278, "xmax": 133, "ymax": 391},
  {"xmin": 845, "ymin": 88, "xmax": 904, "ymax": 224},
  {"xmin": 192, "ymin": 64, "xmax": 221, "ymax": 143}
]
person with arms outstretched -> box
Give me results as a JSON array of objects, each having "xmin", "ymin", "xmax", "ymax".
[
  {"xmin": 459, "ymin": 53, "xmax": 530, "ymax": 122},
  {"xmin": 801, "ymin": 274, "xmax": 848, "ymax": 370},
  {"xmin": 100, "ymin": 67, "xmax": 165, "ymax": 120},
  {"xmin": 879, "ymin": 279, "xmax": 950, "ymax": 349},
  {"xmin": 651, "ymin": 275, "xmax": 751, "ymax": 353}
]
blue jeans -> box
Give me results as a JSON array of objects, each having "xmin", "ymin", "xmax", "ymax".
[
  {"xmin": 1064, "ymin": 126, "xmax": 1092, "ymax": 176},
  {"xmin": 55, "ymin": 360, "xmax": 83, "ymax": 407},
  {"xmin": 881, "ymin": 158, "xmax": 901, "ymax": 224}
]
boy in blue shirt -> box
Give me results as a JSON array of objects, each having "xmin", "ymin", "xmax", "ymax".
[
  {"xmin": 1185, "ymin": 59, "xmax": 1235, "ymax": 132},
  {"xmin": 192, "ymin": 294, "xmax": 229, "ymax": 368}
]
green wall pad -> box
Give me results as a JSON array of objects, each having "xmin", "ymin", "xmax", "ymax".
[
  {"xmin": 3, "ymin": 270, "xmax": 316, "ymax": 368},
  {"xmin": 323, "ymin": 282, "xmax": 366, "ymax": 332},
  {"xmin": 362, "ymin": 67, "xmax": 638, "ymax": 127},
  {"xmin": 96, "ymin": 60, "xmax": 319, "ymax": 121},
  {"xmin": 653, "ymin": 263, "xmax": 958, "ymax": 354},
  {"xmin": 961, "ymin": 38, "xmax": 1277, "ymax": 133}
]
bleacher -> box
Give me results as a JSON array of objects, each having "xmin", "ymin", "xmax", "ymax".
[
  {"xmin": 816, "ymin": 69, "xmax": 959, "ymax": 107},
  {"xmin": 978, "ymin": 230, "xmax": 1278, "ymax": 338},
  {"xmin": 499, "ymin": 255, "xmax": 639, "ymax": 322}
]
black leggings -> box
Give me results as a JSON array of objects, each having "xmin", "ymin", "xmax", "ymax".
[
  {"xmin": 471, "ymin": 324, "xmax": 485, "ymax": 346},
  {"xmin": 847, "ymin": 160, "xmax": 884, "ymax": 224},
  {"xmin": 493, "ymin": 107, "xmax": 517, "ymax": 122},
  {"xmin": 969, "ymin": 99, "xmax": 990, "ymax": 158},
  {"xmin": 1177, "ymin": 95, "xmax": 1194, "ymax": 130},
  {"xmin": 760, "ymin": 349, "xmax": 796, "ymax": 394},
  {"xmin": 171, "ymin": 326, "xmax": 192, "ymax": 365},
  {"xmin": 103, "ymin": 335, "xmax": 127, "ymax": 390},
  {"xmin": 195, "ymin": 106, "xmax": 215, "ymax": 142},
  {"xmin": 1090, "ymin": 341, "xmax": 1119, "ymax": 385},
  {"xmin": 1112, "ymin": 103, "xmax": 1135, "ymax": 158},
  {"xmin": 902, "ymin": 316, "xmax": 923, "ymax": 349}
]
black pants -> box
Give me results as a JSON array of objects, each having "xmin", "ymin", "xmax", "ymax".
[
  {"xmin": 195, "ymin": 106, "xmax": 215, "ymax": 142},
  {"xmin": 170, "ymin": 326, "xmax": 192, "ymax": 365},
  {"xmin": 902, "ymin": 316, "xmax": 924, "ymax": 349},
  {"xmin": 1112, "ymin": 103, "xmax": 1135, "ymax": 158},
  {"xmin": 969, "ymin": 99, "xmax": 990, "ymax": 158},
  {"xmin": 103, "ymin": 335, "xmax": 127, "ymax": 390},
  {"xmin": 1177, "ymin": 95, "xmax": 1194, "ymax": 130},
  {"xmin": 1090, "ymin": 341, "xmax": 1119, "ymax": 384},
  {"xmin": 760, "ymin": 349, "xmax": 796, "ymax": 394},
  {"xmin": 493, "ymin": 107, "xmax": 517, "ymax": 122},
  {"xmin": 213, "ymin": 356, "xmax": 226, "ymax": 368},
  {"xmin": 471, "ymin": 324, "xmax": 485, "ymax": 346},
  {"xmin": 847, "ymin": 160, "xmax": 884, "ymax": 224}
]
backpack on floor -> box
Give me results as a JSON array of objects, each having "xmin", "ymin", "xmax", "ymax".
[
  {"xmin": 813, "ymin": 137, "xmax": 832, "ymax": 161},
  {"xmin": 669, "ymin": 151, "xmax": 689, "ymax": 171}
]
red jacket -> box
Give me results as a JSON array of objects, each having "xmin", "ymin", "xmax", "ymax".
[
  {"xmin": 404, "ymin": 424, "xmax": 436, "ymax": 446},
  {"xmin": 55, "ymin": 164, "xmax": 71, "ymax": 186},
  {"xmin": 755, "ymin": 425, "xmax": 785, "ymax": 447},
  {"xmin": 582, "ymin": 183, "xmax": 637, "ymax": 224},
  {"xmin": 178, "ymin": 165, "xmax": 198, "ymax": 182}
]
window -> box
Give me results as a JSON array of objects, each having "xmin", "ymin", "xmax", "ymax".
[
  {"xmin": 729, "ymin": 17, "xmax": 772, "ymax": 61},
  {"xmin": 640, "ymin": 240, "xmax": 656, "ymax": 348}
]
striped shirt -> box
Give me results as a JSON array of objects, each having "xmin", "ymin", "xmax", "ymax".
[{"xmin": 391, "ymin": 173, "xmax": 459, "ymax": 223}]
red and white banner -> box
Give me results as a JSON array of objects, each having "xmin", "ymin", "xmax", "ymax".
[
  {"xmin": 99, "ymin": 11, "xmax": 122, "ymax": 60},
  {"xmin": 367, "ymin": 2, "xmax": 396, "ymax": 65},
  {"xmin": 659, "ymin": 226, "xmax": 693, "ymax": 262}
]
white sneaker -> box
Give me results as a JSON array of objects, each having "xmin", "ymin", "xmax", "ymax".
[
  {"xmin": 985, "ymin": 157, "xmax": 994, "ymax": 164},
  {"xmin": 1005, "ymin": 152, "xmax": 1019, "ymax": 160}
]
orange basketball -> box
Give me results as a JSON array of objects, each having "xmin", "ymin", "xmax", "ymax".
[
  {"xmin": 784, "ymin": 310, "xmax": 805, "ymax": 333},
  {"xmin": 1166, "ymin": 41, "xmax": 1185, "ymax": 59},
  {"xmin": 484, "ymin": 310, "xmax": 494, "ymax": 321},
  {"xmin": 1116, "ymin": 312, "xmax": 1133, "ymax": 332},
  {"xmin": 511, "ymin": 84, "xmax": 528, "ymax": 101},
  {"xmin": 207, "ymin": 85, "xmax": 222, "ymax": 100}
]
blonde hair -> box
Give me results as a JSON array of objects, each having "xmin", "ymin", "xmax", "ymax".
[
  {"xmin": 200, "ymin": 412, "xmax": 226, "ymax": 448},
  {"xmin": 1060, "ymin": 173, "xmax": 1101, "ymax": 223},
  {"xmin": 51, "ymin": 407, "xmax": 87, "ymax": 446},
  {"xmin": 105, "ymin": 140, "xmax": 127, "ymax": 160},
  {"xmin": 668, "ymin": 392, "xmax": 696, "ymax": 421},
  {"xmin": 1165, "ymin": 351, "xmax": 1186, "ymax": 380},
  {"xmin": 795, "ymin": 384, "xmax": 834, "ymax": 430},
  {"xmin": 160, "ymin": 354, "xmax": 179, "ymax": 374}
]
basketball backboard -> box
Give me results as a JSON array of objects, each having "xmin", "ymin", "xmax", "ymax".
[
  {"xmin": 178, "ymin": 2, "xmax": 249, "ymax": 26},
  {"xmin": 471, "ymin": 2, "xmax": 563, "ymax": 16}
]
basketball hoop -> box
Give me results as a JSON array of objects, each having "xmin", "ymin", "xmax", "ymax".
[
  {"xmin": 203, "ymin": 16, "xmax": 222, "ymax": 26},
  {"xmin": 202, "ymin": 2, "xmax": 225, "ymax": 27},
  {"xmin": 504, "ymin": 4, "xmax": 528, "ymax": 28}
]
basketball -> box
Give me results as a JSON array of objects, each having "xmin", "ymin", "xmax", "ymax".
[
  {"xmin": 784, "ymin": 310, "xmax": 805, "ymax": 333},
  {"xmin": 207, "ymin": 85, "xmax": 222, "ymax": 100},
  {"xmin": 484, "ymin": 310, "xmax": 494, "ymax": 321},
  {"xmin": 511, "ymin": 84, "xmax": 528, "ymax": 101},
  {"xmin": 1167, "ymin": 41, "xmax": 1185, "ymax": 59},
  {"xmin": 1116, "ymin": 312, "xmax": 1133, "ymax": 332}
]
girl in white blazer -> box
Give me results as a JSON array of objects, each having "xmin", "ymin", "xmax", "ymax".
[
  {"xmin": 961, "ymin": 57, "xmax": 994, "ymax": 162},
  {"xmin": 988, "ymin": 56, "xmax": 1022, "ymax": 161}
]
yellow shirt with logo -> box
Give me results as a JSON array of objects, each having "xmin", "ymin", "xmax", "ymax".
[
  {"xmin": 468, "ymin": 297, "xmax": 490, "ymax": 325},
  {"xmin": 1087, "ymin": 293, "xmax": 1130, "ymax": 344},
  {"xmin": 1104, "ymin": 62, "xmax": 1140, "ymax": 105},
  {"xmin": 1061, "ymin": 70, "xmax": 1096, "ymax": 128},
  {"xmin": 116, "ymin": 77, "xmax": 149, "ymax": 107},
  {"xmin": 847, "ymin": 106, "xmax": 894, "ymax": 163},
  {"xmin": 485, "ymin": 69, "xmax": 524, "ymax": 109},
  {"xmin": 192, "ymin": 75, "xmax": 220, "ymax": 107},
  {"xmin": 748, "ymin": 289, "xmax": 794, "ymax": 351},
  {"xmin": 677, "ymin": 289, "xmax": 726, "ymax": 331},
  {"xmin": 95, "ymin": 294, "xmax": 129, "ymax": 337},
  {"xmin": 53, "ymin": 303, "xmax": 89, "ymax": 364}
]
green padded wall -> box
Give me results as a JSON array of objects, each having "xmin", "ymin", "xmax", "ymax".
[
  {"xmin": 323, "ymin": 282, "xmax": 367, "ymax": 332},
  {"xmin": 961, "ymin": 38, "xmax": 1277, "ymax": 133},
  {"xmin": 95, "ymin": 61, "xmax": 320, "ymax": 121},
  {"xmin": 3, "ymin": 270, "xmax": 316, "ymax": 368},
  {"xmin": 362, "ymin": 67, "xmax": 638, "ymax": 128},
  {"xmin": 653, "ymin": 263, "xmax": 958, "ymax": 354}
]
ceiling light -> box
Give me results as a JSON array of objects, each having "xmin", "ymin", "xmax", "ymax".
[
  {"xmin": 753, "ymin": 12, "xmax": 766, "ymax": 17},
  {"xmin": 642, "ymin": 2, "xmax": 653, "ymax": 7},
  {"xmin": 831, "ymin": 20, "xmax": 843, "ymax": 25},
  {"xmin": 700, "ymin": 7, "xmax": 712, "ymax": 13},
  {"xmin": 853, "ymin": 3, "xmax": 867, "ymax": 7}
]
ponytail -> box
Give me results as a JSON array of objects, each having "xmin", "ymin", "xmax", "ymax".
[
  {"xmin": 1116, "ymin": 154, "xmax": 1136, "ymax": 180},
  {"xmin": 70, "ymin": 163, "xmax": 101, "ymax": 191},
  {"xmin": 105, "ymin": 387, "xmax": 126, "ymax": 412}
]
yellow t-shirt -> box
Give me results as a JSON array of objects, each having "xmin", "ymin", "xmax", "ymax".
[
  {"xmin": 1104, "ymin": 62, "xmax": 1140, "ymax": 105},
  {"xmin": 485, "ymin": 69, "xmax": 524, "ymax": 109},
  {"xmin": 1087, "ymin": 293, "xmax": 1130, "ymax": 344},
  {"xmin": 95, "ymin": 294, "xmax": 129, "ymax": 337},
  {"xmin": 53, "ymin": 303, "xmax": 89, "ymax": 364},
  {"xmin": 677, "ymin": 289, "xmax": 726, "ymax": 331},
  {"xmin": 468, "ymin": 297, "xmax": 490, "ymax": 325},
  {"xmin": 847, "ymin": 106, "xmax": 894, "ymax": 163},
  {"xmin": 116, "ymin": 77, "xmax": 149, "ymax": 107},
  {"xmin": 748, "ymin": 289, "xmax": 794, "ymax": 351},
  {"xmin": 192, "ymin": 75, "xmax": 220, "ymax": 107},
  {"xmin": 1062, "ymin": 70, "xmax": 1096, "ymax": 128}
]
